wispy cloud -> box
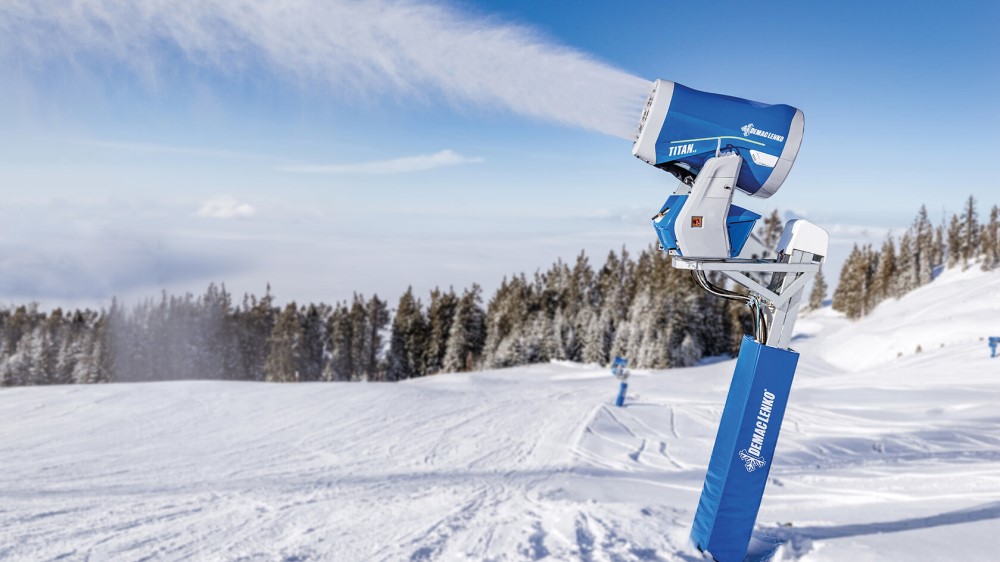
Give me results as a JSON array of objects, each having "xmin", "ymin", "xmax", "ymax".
[
  {"xmin": 0, "ymin": 0, "xmax": 652, "ymax": 140},
  {"xmin": 195, "ymin": 197, "xmax": 257, "ymax": 219},
  {"xmin": 279, "ymin": 149, "xmax": 483, "ymax": 175}
]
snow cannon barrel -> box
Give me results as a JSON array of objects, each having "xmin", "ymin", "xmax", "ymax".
[{"xmin": 633, "ymin": 80, "xmax": 804, "ymax": 198}]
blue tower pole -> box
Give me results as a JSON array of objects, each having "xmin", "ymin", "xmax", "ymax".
[
  {"xmin": 615, "ymin": 381, "xmax": 628, "ymax": 407},
  {"xmin": 690, "ymin": 336, "xmax": 798, "ymax": 561}
]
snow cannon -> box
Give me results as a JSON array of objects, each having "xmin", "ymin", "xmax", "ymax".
[
  {"xmin": 632, "ymin": 81, "xmax": 829, "ymax": 562},
  {"xmin": 636, "ymin": 80, "xmax": 804, "ymax": 259},
  {"xmin": 611, "ymin": 357, "xmax": 629, "ymax": 407}
]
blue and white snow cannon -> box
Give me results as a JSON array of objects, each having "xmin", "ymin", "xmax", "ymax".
[
  {"xmin": 632, "ymin": 81, "xmax": 829, "ymax": 562},
  {"xmin": 637, "ymin": 80, "xmax": 805, "ymax": 259},
  {"xmin": 611, "ymin": 356, "xmax": 629, "ymax": 407}
]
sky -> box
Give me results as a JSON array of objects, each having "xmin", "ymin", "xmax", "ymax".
[{"xmin": 0, "ymin": 0, "xmax": 997, "ymax": 310}]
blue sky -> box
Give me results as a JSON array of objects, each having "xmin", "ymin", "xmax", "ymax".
[{"xmin": 0, "ymin": 0, "xmax": 997, "ymax": 308}]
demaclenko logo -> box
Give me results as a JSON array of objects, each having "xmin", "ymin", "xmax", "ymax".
[
  {"xmin": 741, "ymin": 123, "xmax": 785, "ymax": 143},
  {"xmin": 738, "ymin": 389, "xmax": 776, "ymax": 473}
]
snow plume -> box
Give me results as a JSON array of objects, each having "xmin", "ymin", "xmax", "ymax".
[
  {"xmin": 279, "ymin": 150, "xmax": 483, "ymax": 175},
  {"xmin": 0, "ymin": 0, "xmax": 654, "ymax": 140}
]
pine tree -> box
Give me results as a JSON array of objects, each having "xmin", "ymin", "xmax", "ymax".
[
  {"xmin": 960, "ymin": 195, "xmax": 980, "ymax": 268},
  {"xmin": 386, "ymin": 287, "xmax": 428, "ymax": 381},
  {"xmin": 870, "ymin": 236, "xmax": 896, "ymax": 303},
  {"xmin": 760, "ymin": 210, "xmax": 783, "ymax": 257},
  {"xmin": 238, "ymin": 286, "xmax": 275, "ymax": 382},
  {"xmin": 425, "ymin": 288, "xmax": 459, "ymax": 374},
  {"xmin": 894, "ymin": 233, "xmax": 917, "ymax": 297},
  {"xmin": 325, "ymin": 303, "xmax": 354, "ymax": 381},
  {"xmin": 946, "ymin": 214, "xmax": 962, "ymax": 269},
  {"xmin": 347, "ymin": 295, "xmax": 369, "ymax": 381},
  {"xmin": 298, "ymin": 304, "xmax": 327, "ymax": 381},
  {"xmin": 482, "ymin": 275, "xmax": 531, "ymax": 368},
  {"xmin": 442, "ymin": 284, "xmax": 486, "ymax": 372},
  {"xmin": 808, "ymin": 268, "xmax": 827, "ymax": 310},
  {"xmin": 913, "ymin": 205, "xmax": 935, "ymax": 286},
  {"xmin": 982, "ymin": 205, "xmax": 1000, "ymax": 271},
  {"xmin": 361, "ymin": 295, "xmax": 390, "ymax": 381},
  {"xmin": 832, "ymin": 244, "xmax": 865, "ymax": 319},
  {"xmin": 932, "ymin": 223, "xmax": 945, "ymax": 275},
  {"xmin": 861, "ymin": 245, "xmax": 880, "ymax": 316},
  {"xmin": 264, "ymin": 303, "xmax": 301, "ymax": 382}
]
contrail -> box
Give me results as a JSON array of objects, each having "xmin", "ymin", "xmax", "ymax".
[{"xmin": 0, "ymin": 0, "xmax": 653, "ymax": 140}]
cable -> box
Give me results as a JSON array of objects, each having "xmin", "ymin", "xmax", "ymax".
[{"xmin": 691, "ymin": 270, "xmax": 768, "ymax": 344}]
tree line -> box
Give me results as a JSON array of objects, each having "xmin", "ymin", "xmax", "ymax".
[
  {"xmin": 832, "ymin": 196, "xmax": 1000, "ymax": 319},
  {"xmin": 0, "ymin": 240, "xmax": 772, "ymax": 386},
  {"xmin": 3, "ymin": 200, "xmax": 995, "ymax": 386}
]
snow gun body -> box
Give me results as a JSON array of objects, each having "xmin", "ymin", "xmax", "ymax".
[
  {"xmin": 636, "ymin": 80, "xmax": 805, "ymax": 259},
  {"xmin": 632, "ymin": 81, "xmax": 828, "ymax": 562}
]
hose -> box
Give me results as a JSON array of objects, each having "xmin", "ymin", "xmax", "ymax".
[{"xmin": 691, "ymin": 270, "xmax": 768, "ymax": 344}]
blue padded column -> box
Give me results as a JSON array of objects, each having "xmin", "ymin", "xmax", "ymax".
[{"xmin": 690, "ymin": 335, "xmax": 798, "ymax": 562}]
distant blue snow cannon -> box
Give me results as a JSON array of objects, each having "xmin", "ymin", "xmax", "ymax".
[
  {"xmin": 990, "ymin": 337, "xmax": 999, "ymax": 358},
  {"xmin": 611, "ymin": 356, "xmax": 629, "ymax": 407},
  {"xmin": 632, "ymin": 80, "xmax": 828, "ymax": 562}
]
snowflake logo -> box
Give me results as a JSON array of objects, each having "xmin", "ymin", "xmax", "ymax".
[
  {"xmin": 739, "ymin": 449, "xmax": 766, "ymax": 472},
  {"xmin": 741, "ymin": 123, "xmax": 754, "ymax": 137}
]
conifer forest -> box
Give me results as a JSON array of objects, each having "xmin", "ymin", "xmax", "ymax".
[{"xmin": 2, "ymin": 198, "xmax": 998, "ymax": 386}]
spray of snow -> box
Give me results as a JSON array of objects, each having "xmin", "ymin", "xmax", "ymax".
[{"xmin": 0, "ymin": 0, "xmax": 653, "ymax": 140}]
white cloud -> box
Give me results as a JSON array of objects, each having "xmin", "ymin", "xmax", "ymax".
[
  {"xmin": 279, "ymin": 149, "xmax": 483, "ymax": 175},
  {"xmin": 0, "ymin": 0, "xmax": 652, "ymax": 140},
  {"xmin": 195, "ymin": 197, "xmax": 256, "ymax": 219}
]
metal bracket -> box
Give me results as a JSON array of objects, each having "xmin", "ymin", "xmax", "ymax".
[{"xmin": 672, "ymin": 253, "xmax": 820, "ymax": 349}]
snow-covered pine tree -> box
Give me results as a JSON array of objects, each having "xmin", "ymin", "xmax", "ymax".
[
  {"xmin": 870, "ymin": 236, "xmax": 896, "ymax": 304},
  {"xmin": 832, "ymin": 244, "xmax": 865, "ymax": 319},
  {"xmin": 808, "ymin": 267, "xmax": 827, "ymax": 310},
  {"xmin": 860, "ymin": 244, "xmax": 880, "ymax": 316},
  {"xmin": 960, "ymin": 195, "xmax": 980, "ymax": 269},
  {"xmin": 425, "ymin": 287, "xmax": 458, "ymax": 374},
  {"xmin": 567, "ymin": 251, "xmax": 597, "ymax": 362},
  {"xmin": 982, "ymin": 205, "xmax": 1000, "ymax": 271},
  {"xmin": 932, "ymin": 222, "xmax": 945, "ymax": 274},
  {"xmin": 591, "ymin": 248, "xmax": 632, "ymax": 365},
  {"xmin": 894, "ymin": 232, "xmax": 917, "ymax": 297},
  {"xmin": 442, "ymin": 284, "xmax": 486, "ymax": 373},
  {"xmin": 946, "ymin": 213, "xmax": 962, "ymax": 269},
  {"xmin": 482, "ymin": 275, "xmax": 532, "ymax": 368},
  {"xmin": 760, "ymin": 210, "xmax": 783, "ymax": 258},
  {"xmin": 913, "ymin": 205, "xmax": 935, "ymax": 286}
]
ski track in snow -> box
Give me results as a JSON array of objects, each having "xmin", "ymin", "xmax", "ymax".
[{"xmin": 1, "ymin": 268, "xmax": 1000, "ymax": 560}]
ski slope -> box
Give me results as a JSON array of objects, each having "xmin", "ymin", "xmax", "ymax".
[{"xmin": 2, "ymin": 269, "xmax": 1000, "ymax": 561}]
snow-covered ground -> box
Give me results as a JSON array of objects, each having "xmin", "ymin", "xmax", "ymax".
[{"xmin": 2, "ymin": 269, "xmax": 999, "ymax": 561}]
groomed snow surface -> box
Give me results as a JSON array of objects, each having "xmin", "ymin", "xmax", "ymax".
[{"xmin": 2, "ymin": 267, "xmax": 999, "ymax": 561}]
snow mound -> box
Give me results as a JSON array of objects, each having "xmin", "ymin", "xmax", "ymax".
[
  {"xmin": 2, "ymin": 272, "xmax": 1000, "ymax": 560},
  {"xmin": 820, "ymin": 267, "xmax": 1000, "ymax": 371}
]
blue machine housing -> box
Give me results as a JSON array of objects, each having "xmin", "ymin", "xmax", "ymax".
[
  {"xmin": 653, "ymin": 195, "xmax": 761, "ymax": 257},
  {"xmin": 634, "ymin": 81, "xmax": 804, "ymax": 199}
]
